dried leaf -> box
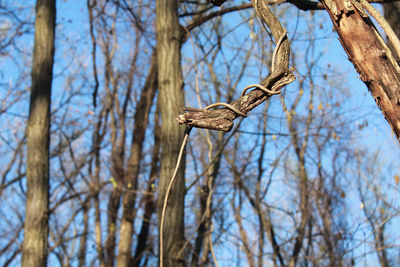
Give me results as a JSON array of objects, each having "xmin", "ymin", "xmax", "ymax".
[
  {"xmin": 394, "ymin": 174, "xmax": 399, "ymax": 185},
  {"xmin": 110, "ymin": 177, "xmax": 117, "ymax": 188}
]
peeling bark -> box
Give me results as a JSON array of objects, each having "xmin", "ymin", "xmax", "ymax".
[{"xmin": 322, "ymin": 0, "xmax": 400, "ymax": 143}]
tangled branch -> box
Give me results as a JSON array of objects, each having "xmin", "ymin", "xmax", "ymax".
[{"xmin": 177, "ymin": 0, "xmax": 296, "ymax": 131}]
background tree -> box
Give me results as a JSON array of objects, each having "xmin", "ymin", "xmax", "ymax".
[
  {"xmin": 156, "ymin": 0, "xmax": 187, "ymax": 265},
  {"xmin": 22, "ymin": 0, "xmax": 56, "ymax": 266}
]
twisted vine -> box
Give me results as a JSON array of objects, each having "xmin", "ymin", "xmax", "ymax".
[{"xmin": 177, "ymin": 0, "xmax": 295, "ymax": 131}]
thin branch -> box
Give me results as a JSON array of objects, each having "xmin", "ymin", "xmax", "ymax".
[
  {"xmin": 87, "ymin": 0, "xmax": 100, "ymax": 108},
  {"xmin": 185, "ymin": 4, "xmax": 253, "ymax": 33}
]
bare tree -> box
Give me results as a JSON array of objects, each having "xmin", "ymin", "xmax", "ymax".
[
  {"xmin": 156, "ymin": 0, "xmax": 187, "ymax": 266},
  {"xmin": 354, "ymin": 150, "xmax": 400, "ymax": 267},
  {"xmin": 1, "ymin": 0, "xmax": 400, "ymax": 266},
  {"xmin": 321, "ymin": 0, "xmax": 400, "ymax": 142},
  {"xmin": 22, "ymin": 0, "xmax": 56, "ymax": 266}
]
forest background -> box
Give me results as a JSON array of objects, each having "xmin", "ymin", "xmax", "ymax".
[{"xmin": 1, "ymin": 0, "xmax": 400, "ymax": 266}]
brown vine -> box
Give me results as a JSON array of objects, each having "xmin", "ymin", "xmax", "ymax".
[{"xmin": 177, "ymin": 0, "xmax": 296, "ymax": 131}]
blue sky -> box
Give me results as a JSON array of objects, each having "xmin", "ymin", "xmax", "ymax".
[{"xmin": 1, "ymin": 0, "xmax": 399, "ymax": 266}]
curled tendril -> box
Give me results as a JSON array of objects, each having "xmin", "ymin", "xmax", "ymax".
[
  {"xmin": 240, "ymin": 83, "xmax": 281, "ymax": 97},
  {"xmin": 204, "ymin": 102, "xmax": 247, "ymax": 117}
]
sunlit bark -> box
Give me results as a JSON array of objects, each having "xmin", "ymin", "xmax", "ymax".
[
  {"xmin": 156, "ymin": 0, "xmax": 186, "ymax": 265},
  {"xmin": 22, "ymin": 1, "xmax": 55, "ymax": 266}
]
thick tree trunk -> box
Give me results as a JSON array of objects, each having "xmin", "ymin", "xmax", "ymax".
[
  {"xmin": 22, "ymin": 0, "xmax": 56, "ymax": 266},
  {"xmin": 321, "ymin": 0, "xmax": 400, "ymax": 143},
  {"xmin": 156, "ymin": 0, "xmax": 186, "ymax": 266}
]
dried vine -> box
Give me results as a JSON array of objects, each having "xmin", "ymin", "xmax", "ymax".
[
  {"xmin": 177, "ymin": 0, "xmax": 296, "ymax": 131},
  {"xmin": 160, "ymin": 1, "xmax": 296, "ymax": 265}
]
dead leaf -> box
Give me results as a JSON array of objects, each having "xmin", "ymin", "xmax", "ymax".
[{"xmin": 394, "ymin": 174, "xmax": 399, "ymax": 185}]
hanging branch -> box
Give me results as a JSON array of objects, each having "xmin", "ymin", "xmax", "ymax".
[{"xmin": 177, "ymin": 0, "xmax": 296, "ymax": 132}]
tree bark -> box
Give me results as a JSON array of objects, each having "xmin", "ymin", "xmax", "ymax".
[
  {"xmin": 78, "ymin": 200, "xmax": 90, "ymax": 267},
  {"xmin": 22, "ymin": 0, "xmax": 56, "ymax": 266},
  {"xmin": 321, "ymin": 0, "xmax": 400, "ymax": 143},
  {"xmin": 105, "ymin": 186, "xmax": 121, "ymax": 267},
  {"xmin": 156, "ymin": 0, "xmax": 186, "ymax": 266}
]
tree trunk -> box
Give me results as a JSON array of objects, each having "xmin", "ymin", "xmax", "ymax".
[
  {"xmin": 156, "ymin": 0, "xmax": 186, "ymax": 266},
  {"xmin": 22, "ymin": 0, "xmax": 56, "ymax": 266},
  {"xmin": 78, "ymin": 200, "xmax": 89, "ymax": 267},
  {"xmin": 132, "ymin": 109, "xmax": 161, "ymax": 266},
  {"xmin": 321, "ymin": 0, "xmax": 400, "ymax": 143},
  {"xmin": 105, "ymin": 186, "xmax": 121, "ymax": 267}
]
